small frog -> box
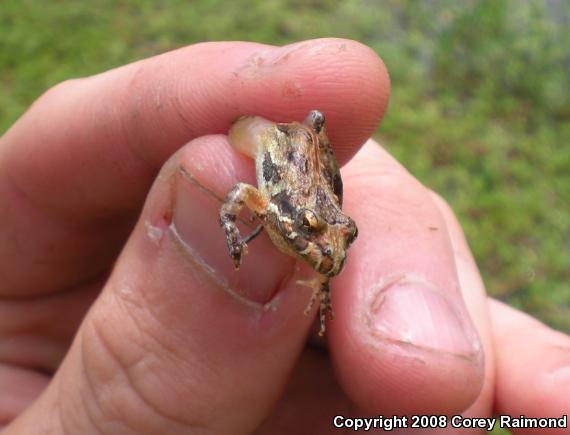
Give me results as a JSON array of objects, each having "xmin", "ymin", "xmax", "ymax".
[{"xmin": 220, "ymin": 110, "xmax": 357, "ymax": 335}]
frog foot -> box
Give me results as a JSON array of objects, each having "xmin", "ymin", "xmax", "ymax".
[
  {"xmin": 220, "ymin": 182, "xmax": 268, "ymax": 271},
  {"xmin": 229, "ymin": 239, "xmax": 248, "ymax": 270}
]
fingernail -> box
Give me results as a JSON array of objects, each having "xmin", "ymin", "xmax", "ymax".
[
  {"xmin": 368, "ymin": 276, "xmax": 481, "ymax": 357},
  {"xmin": 545, "ymin": 348, "xmax": 570, "ymax": 384},
  {"xmin": 171, "ymin": 165, "xmax": 293, "ymax": 304},
  {"xmin": 548, "ymin": 364, "xmax": 570, "ymax": 383}
]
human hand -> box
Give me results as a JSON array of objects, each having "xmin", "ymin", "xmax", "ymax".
[{"xmin": 0, "ymin": 39, "xmax": 568, "ymax": 434}]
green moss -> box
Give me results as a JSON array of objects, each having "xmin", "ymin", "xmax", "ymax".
[{"xmin": 1, "ymin": 0, "xmax": 568, "ymax": 331}]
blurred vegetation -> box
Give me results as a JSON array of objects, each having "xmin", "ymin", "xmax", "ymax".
[{"xmin": 1, "ymin": 0, "xmax": 568, "ymax": 332}]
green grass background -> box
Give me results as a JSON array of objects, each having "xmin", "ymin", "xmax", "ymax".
[{"xmin": 1, "ymin": 0, "xmax": 568, "ymax": 336}]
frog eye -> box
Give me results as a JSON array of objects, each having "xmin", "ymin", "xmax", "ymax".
[{"xmin": 297, "ymin": 209, "xmax": 322, "ymax": 233}]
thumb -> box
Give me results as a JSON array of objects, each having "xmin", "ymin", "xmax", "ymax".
[{"xmin": 6, "ymin": 135, "xmax": 315, "ymax": 435}]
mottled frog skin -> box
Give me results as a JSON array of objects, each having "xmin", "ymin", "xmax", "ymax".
[{"xmin": 220, "ymin": 110, "xmax": 357, "ymax": 335}]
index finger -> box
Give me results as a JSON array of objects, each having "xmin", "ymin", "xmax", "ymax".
[{"xmin": 0, "ymin": 38, "xmax": 390, "ymax": 296}]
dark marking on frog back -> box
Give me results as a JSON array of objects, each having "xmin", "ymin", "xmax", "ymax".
[
  {"xmin": 286, "ymin": 150, "xmax": 309, "ymax": 175},
  {"xmin": 333, "ymin": 172, "xmax": 343, "ymax": 207},
  {"xmin": 316, "ymin": 186, "xmax": 342, "ymax": 224},
  {"xmin": 263, "ymin": 151, "xmax": 281, "ymax": 183}
]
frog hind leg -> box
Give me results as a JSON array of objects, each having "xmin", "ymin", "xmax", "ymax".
[
  {"xmin": 297, "ymin": 276, "xmax": 333, "ymax": 336},
  {"xmin": 220, "ymin": 183, "xmax": 267, "ymax": 270}
]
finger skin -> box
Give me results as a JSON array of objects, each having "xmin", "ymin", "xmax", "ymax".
[
  {"xmin": 329, "ymin": 140, "xmax": 484, "ymax": 415},
  {"xmin": 0, "ymin": 364, "xmax": 49, "ymax": 425},
  {"xmin": 491, "ymin": 299, "xmax": 570, "ymax": 434},
  {"xmin": 0, "ymin": 38, "xmax": 389, "ymax": 297},
  {"xmin": 431, "ymin": 192, "xmax": 495, "ymax": 429},
  {"xmin": 5, "ymin": 136, "xmax": 321, "ymax": 435}
]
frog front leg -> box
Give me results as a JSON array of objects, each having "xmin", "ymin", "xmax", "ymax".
[{"xmin": 220, "ymin": 182, "xmax": 268, "ymax": 269}]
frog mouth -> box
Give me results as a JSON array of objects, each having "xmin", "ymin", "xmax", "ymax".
[
  {"xmin": 317, "ymin": 255, "xmax": 335, "ymax": 275},
  {"xmin": 296, "ymin": 238, "xmax": 345, "ymax": 277},
  {"xmin": 316, "ymin": 252, "xmax": 346, "ymax": 277}
]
